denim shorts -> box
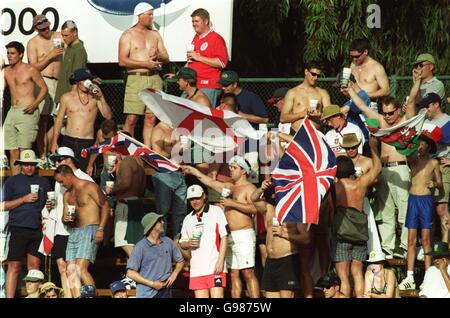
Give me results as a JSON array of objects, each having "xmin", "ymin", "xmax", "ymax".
[{"xmin": 66, "ymin": 225, "xmax": 99, "ymax": 263}]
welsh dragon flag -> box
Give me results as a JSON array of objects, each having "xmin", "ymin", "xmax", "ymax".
[{"xmin": 366, "ymin": 112, "xmax": 427, "ymax": 156}]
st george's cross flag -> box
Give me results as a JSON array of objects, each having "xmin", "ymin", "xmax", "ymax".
[
  {"xmin": 139, "ymin": 89, "xmax": 265, "ymax": 153},
  {"xmin": 272, "ymin": 118, "xmax": 337, "ymax": 224},
  {"xmin": 82, "ymin": 132, "xmax": 179, "ymax": 173},
  {"xmin": 38, "ymin": 207, "xmax": 56, "ymax": 256}
]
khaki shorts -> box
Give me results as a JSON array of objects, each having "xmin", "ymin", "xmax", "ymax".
[
  {"xmin": 434, "ymin": 165, "xmax": 450, "ymax": 204},
  {"xmin": 37, "ymin": 77, "xmax": 58, "ymax": 115},
  {"xmin": 3, "ymin": 106, "xmax": 39, "ymax": 149},
  {"xmin": 124, "ymin": 74, "xmax": 163, "ymax": 115}
]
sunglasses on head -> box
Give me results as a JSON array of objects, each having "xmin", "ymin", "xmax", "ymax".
[
  {"xmin": 309, "ymin": 71, "xmax": 320, "ymax": 78},
  {"xmin": 382, "ymin": 110, "xmax": 397, "ymax": 116}
]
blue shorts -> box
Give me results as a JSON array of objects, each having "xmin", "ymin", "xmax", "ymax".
[
  {"xmin": 405, "ymin": 194, "xmax": 434, "ymax": 229},
  {"xmin": 66, "ymin": 225, "xmax": 99, "ymax": 263}
]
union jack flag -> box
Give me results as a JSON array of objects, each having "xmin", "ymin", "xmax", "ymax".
[
  {"xmin": 272, "ymin": 118, "xmax": 336, "ymax": 224},
  {"xmin": 81, "ymin": 132, "xmax": 179, "ymax": 173}
]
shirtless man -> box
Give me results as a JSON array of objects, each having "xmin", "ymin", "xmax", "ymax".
[
  {"xmin": 349, "ymin": 38, "xmax": 390, "ymax": 100},
  {"xmin": 118, "ymin": 2, "xmax": 169, "ymax": 146},
  {"xmin": 182, "ymin": 156, "xmax": 260, "ymax": 298},
  {"xmin": 51, "ymin": 68, "xmax": 112, "ymax": 171},
  {"xmin": 175, "ymin": 67, "xmax": 211, "ymax": 107},
  {"xmin": 398, "ymin": 129, "xmax": 442, "ymax": 291},
  {"xmin": 3, "ymin": 41, "xmax": 48, "ymax": 175},
  {"xmin": 55, "ymin": 164, "xmax": 110, "ymax": 298},
  {"xmin": 251, "ymin": 180, "xmax": 310, "ymax": 298},
  {"xmin": 345, "ymin": 81, "xmax": 416, "ymax": 259},
  {"xmin": 106, "ymin": 151, "xmax": 146, "ymax": 256},
  {"xmin": 280, "ymin": 61, "xmax": 331, "ymax": 133},
  {"xmin": 27, "ymin": 14, "xmax": 63, "ymax": 161},
  {"xmin": 341, "ymin": 133, "xmax": 373, "ymax": 175},
  {"xmin": 333, "ymin": 138, "xmax": 381, "ymax": 297},
  {"xmin": 151, "ymin": 122, "xmax": 187, "ymax": 238}
]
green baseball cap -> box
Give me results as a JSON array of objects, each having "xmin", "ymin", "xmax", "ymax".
[
  {"xmin": 413, "ymin": 53, "xmax": 436, "ymax": 65},
  {"xmin": 218, "ymin": 70, "xmax": 239, "ymax": 86},
  {"xmin": 173, "ymin": 67, "xmax": 197, "ymax": 80}
]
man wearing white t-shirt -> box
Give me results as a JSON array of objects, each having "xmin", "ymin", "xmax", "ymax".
[
  {"xmin": 47, "ymin": 147, "xmax": 94, "ymax": 298},
  {"xmin": 323, "ymin": 105, "xmax": 365, "ymax": 156},
  {"xmin": 179, "ymin": 185, "xmax": 228, "ymax": 298}
]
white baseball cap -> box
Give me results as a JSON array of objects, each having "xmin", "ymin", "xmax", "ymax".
[
  {"xmin": 131, "ymin": 2, "xmax": 154, "ymax": 28},
  {"xmin": 186, "ymin": 184, "xmax": 204, "ymax": 199},
  {"xmin": 23, "ymin": 269, "xmax": 45, "ymax": 282},
  {"xmin": 366, "ymin": 250, "xmax": 386, "ymax": 263}
]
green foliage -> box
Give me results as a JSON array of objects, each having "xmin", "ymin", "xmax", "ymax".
[{"xmin": 231, "ymin": 0, "xmax": 450, "ymax": 76}]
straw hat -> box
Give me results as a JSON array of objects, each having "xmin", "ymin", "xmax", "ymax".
[{"xmin": 340, "ymin": 133, "xmax": 361, "ymax": 149}]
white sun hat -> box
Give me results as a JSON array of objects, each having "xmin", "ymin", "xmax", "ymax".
[
  {"xmin": 366, "ymin": 250, "xmax": 386, "ymax": 263},
  {"xmin": 131, "ymin": 2, "xmax": 154, "ymax": 28}
]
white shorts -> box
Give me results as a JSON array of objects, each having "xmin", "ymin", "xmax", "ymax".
[
  {"xmin": 226, "ymin": 228, "xmax": 256, "ymax": 270},
  {"xmin": 114, "ymin": 201, "xmax": 134, "ymax": 248}
]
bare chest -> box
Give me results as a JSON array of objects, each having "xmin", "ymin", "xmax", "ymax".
[{"xmin": 130, "ymin": 31, "xmax": 158, "ymax": 56}]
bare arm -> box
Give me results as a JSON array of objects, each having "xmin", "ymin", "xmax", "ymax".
[
  {"xmin": 181, "ymin": 165, "xmax": 233, "ymax": 194},
  {"xmin": 250, "ymin": 186, "xmax": 268, "ymax": 214},
  {"xmin": 280, "ymin": 90, "xmax": 307, "ymax": 123},
  {"xmin": 214, "ymin": 235, "xmax": 228, "ymax": 275},
  {"xmin": 319, "ymin": 88, "xmax": 331, "ymax": 107},
  {"xmin": 432, "ymin": 159, "xmax": 443, "ymax": 189},
  {"xmin": 360, "ymin": 137, "xmax": 382, "ymax": 187},
  {"xmin": 86, "ymin": 130, "xmax": 103, "ymax": 176},
  {"xmin": 24, "ymin": 67, "xmax": 48, "ymax": 113},
  {"xmin": 188, "ymin": 52, "xmax": 224, "ymax": 68},
  {"xmin": 1, "ymin": 193, "xmax": 38, "ymax": 211},
  {"xmin": 88, "ymin": 183, "xmax": 110, "ymax": 239},
  {"xmin": 369, "ymin": 270, "xmax": 397, "ymax": 298},
  {"xmin": 51, "ymin": 96, "xmax": 68, "ymax": 153},
  {"xmin": 127, "ymin": 269, "xmax": 166, "ymax": 290},
  {"xmin": 369, "ymin": 65, "xmax": 390, "ymax": 99},
  {"xmin": 238, "ymin": 111, "xmax": 269, "ymax": 124},
  {"xmin": 94, "ymin": 88, "xmax": 112, "ymax": 119},
  {"xmin": 26, "ymin": 40, "xmax": 63, "ymax": 72},
  {"xmin": 221, "ymin": 197, "xmax": 258, "ymax": 215},
  {"xmin": 346, "ymin": 83, "xmax": 382, "ymax": 120},
  {"xmin": 155, "ymin": 31, "xmax": 169, "ymax": 64}
]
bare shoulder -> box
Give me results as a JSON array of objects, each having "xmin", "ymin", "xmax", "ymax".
[
  {"xmin": 27, "ymin": 34, "xmax": 39, "ymax": 47},
  {"xmin": 371, "ymin": 58, "xmax": 386, "ymax": 72},
  {"xmin": 244, "ymin": 182, "xmax": 257, "ymax": 193},
  {"xmin": 119, "ymin": 29, "xmax": 133, "ymax": 41},
  {"xmin": 431, "ymin": 158, "xmax": 440, "ymax": 167}
]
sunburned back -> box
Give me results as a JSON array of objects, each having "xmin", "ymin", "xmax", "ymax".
[
  {"xmin": 225, "ymin": 182, "xmax": 255, "ymax": 231},
  {"xmin": 63, "ymin": 90, "xmax": 99, "ymax": 139},
  {"xmin": 5, "ymin": 64, "xmax": 36, "ymax": 107},
  {"xmin": 335, "ymin": 178, "xmax": 367, "ymax": 212},
  {"xmin": 265, "ymin": 204, "xmax": 299, "ymax": 258}
]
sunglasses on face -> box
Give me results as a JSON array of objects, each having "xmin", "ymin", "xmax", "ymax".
[
  {"xmin": 55, "ymin": 157, "xmax": 68, "ymax": 163},
  {"xmin": 345, "ymin": 146, "xmax": 358, "ymax": 150},
  {"xmin": 309, "ymin": 71, "xmax": 320, "ymax": 78},
  {"xmin": 413, "ymin": 62, "xmax": 431, "ymax": 69},
  {"xmin": 350, "ymin": 52, "xmax": 363, "ymax": 59},
  {"xmin": 382, "ymin": 110, "xmax": 397, "ymax": 116}
]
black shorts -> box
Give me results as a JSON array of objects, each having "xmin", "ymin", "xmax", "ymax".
[
  {"xmin": 7, "ymin": 226, "xmax": 43, "ymax": 261},
  {"xmin": 51, "ymin": 235, "xmax": 69, "ymax": 260},
  {"xmin": 261, "ymin": 254, "xmax": 300, "ymax": 292}
]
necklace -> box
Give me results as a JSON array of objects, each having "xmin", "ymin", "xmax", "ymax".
[
  {"xmin": 188, "ymin": 88, "xmax": 199, "ymax": 99},
  {"xmin": 77, "ymin": 88, "xmax": 89, "ymax": 105}
]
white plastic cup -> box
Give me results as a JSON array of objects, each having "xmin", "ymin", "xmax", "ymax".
[
  {"xmin": 105, "ymin": 181, "xmax": 114, "ymax": 188},
  {"xmin": 180, "ymin": 136, "xmax": 188, "ymax": 145},
  {"xmin": 369, "ymin": 102, "xmax": 378, "ymax": 113},
  {"xmin": 341, "ymin": 67, "xmax": 352, "ymax": 86},
  {"xmin": 107, "ymin": 155, "xmax": 116, "ymax": 168},
  {"xmin": 259, "ymin": 124, "xmax": 268, "ymax": 132},
  {"xmin": 186, "ymin": 43, "xmax": 195, "ymax": 62},
  {"xmin": 192, "ymin": 224, "xmax": 203, "ymax": 240},
  {"xmin": 67, "ymin": 205, "xmax": 76, "ymax": 220},
  {"xmin": 47, "ymin": 191, "xmax": 55, "ymax": 204},
  {"xmin": 83, "ymin": 79, "xmax": 99, "ymax": 94},
  {"xmin": 355, "ymin": 167, "xmax": 363, "ymax": 177},
  {"xmin": 272, "ymin": 217, "xmax": 280, "ymax": 226},
  {"xmin": 221, "ymin": 188, "xmax": 231, "ymax": 198},
  {"xmin": 309, "ymin": 99, "xmax": 318, "ymax": 110},
  {"xmin": 52, "ymin": 38, "xmax": 63, "ymax": 48},
  {"xmin": 30, "ymin": 184, "xmax": 39, "ymax": 194}
]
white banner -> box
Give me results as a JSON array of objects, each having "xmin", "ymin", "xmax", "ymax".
[{"xmin": 1, "ymin": 0, "xmax": 233, "ymax": 63}]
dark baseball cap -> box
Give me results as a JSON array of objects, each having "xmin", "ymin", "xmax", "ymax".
[
  {"xmin": 69, "ymin": 68, "xmax": 95, "ymax": 85},
  {"xmin": 33, "ymin": 14, "xmax": 50, "ymax": 30},
  {"xmin": 110, "ymin": 280, "xmax": 127, "ymax": 294},
  {"xmin": 218, "ymin": 71, "xmax": 239, "ymax": 86},
  {"xmin": 173, "ymin": 67, "xmax": 197, "ymax": 81},
  {"xmin": 418, "ymin": 92, "xmax": 442, "ymax": 109},
  {"xmin": 267, "ymin": 87, "xmax": 289, "ymax": 105}
]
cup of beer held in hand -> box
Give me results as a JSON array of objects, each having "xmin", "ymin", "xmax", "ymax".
[
  {"xmin": 67, "ymin": 205, "xmax": 76, "ymax": 222},
  {"xmin": 47, "ymin": 191, "xmax": 56, "ymax": 206},
  {"xmin": 52, "ymin": 38, "xmax": 63, "ymax": 49},
  {"xmin": 355, "ymin": 166, "xmax": 363, "ymax": 177},
  {"xmin": 83, "ymin": 79, "xmax": 99, "ymax": 94},
  {"xmin": 30, "ymin": 184, "xmax": 39, "ymax": 194},
  {"xmin": 105, "ymin": 181, "xmax": 114, "ymax": 190},
  {"xmin": 341, "ymin": 67, "xmax": 352, "ymax": 86},
  {"xmin": 186, "ymin": 43, "xmax": 195, "ymax": 62},
  {"xmin": 107, "ymin": 155, "xmax": 116, "ymax": 170},
  {"xmin": 192, "ymin": 224, "xmax": 203, "ymax": 241},
  {"xmin": 221, "ymin": 188, "xmax": 231, "ymax": 198},
  {"xmin": 309, "ymin": 99, "xmax": 318, "ymax": 111}
]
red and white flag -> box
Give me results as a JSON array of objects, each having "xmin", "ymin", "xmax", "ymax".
[
  {"xmin": 139, "ymin": 89, "xmax": 265, "ymax": 153},
  {"xmin": 38, "ymin": 207, "xmax": 57, "ymax": 256}
]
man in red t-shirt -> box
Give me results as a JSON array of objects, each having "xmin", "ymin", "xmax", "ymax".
[{"xmin": 186, "ymin": 8, "xmax": 228, "ymax": 107}]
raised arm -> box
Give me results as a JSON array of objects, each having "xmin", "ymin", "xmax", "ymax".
[
  {"xmin": 345, "ymin": 82, "xmax": 382, "ymax": 120},
  {"xmin": 280, "ymin": 90, "xmax": 307, "ymax": 124},
  {"xmin": 360, "ymin": 137, "xmax": 381, "ymax": 187},
  {"xmin": 404, "ymin": 70, "xmax": 422, "ymax": 119},
  {"xmin": 181, "ymin": 165, "xmax": 232, "ymax": 194},
  {"xmin": 93, "ymin": 86, "xmax": 112, "ymax": 120}
]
